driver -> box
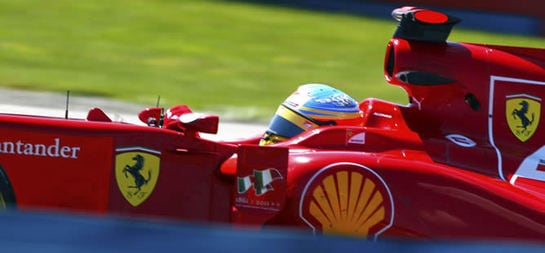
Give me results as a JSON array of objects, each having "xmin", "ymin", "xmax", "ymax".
[{"xmin": 259, "ymin": 83, "xmax": 363, "ymax": 145}]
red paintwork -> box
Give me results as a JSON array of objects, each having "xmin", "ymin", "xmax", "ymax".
[{"xmin": 1, "ymin": 6, "xmax": 545, "ymax": 242}]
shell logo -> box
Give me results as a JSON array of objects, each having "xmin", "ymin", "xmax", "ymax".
[{"xmin": 299, "ymin": 163, "xmax": 394, "ymax": 238}]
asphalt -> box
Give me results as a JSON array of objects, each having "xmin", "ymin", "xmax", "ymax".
[
  {"xmin": 0, "ymin": 87, "xmax": 266, "ymax": 140},
  {"xmin": 0, "ymin": 87, "xmax": 145, "ymax": 116}
]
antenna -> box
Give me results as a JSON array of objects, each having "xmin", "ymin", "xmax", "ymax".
[
  {"xmin": 65, "ymin": 90, "xmax": 70, "ymax": 119},
  {"xmin": 155, "ymin": 95, "xmax": 165, "ymax": 127}
]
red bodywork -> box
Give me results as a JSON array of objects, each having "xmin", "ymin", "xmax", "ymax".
[{"xmin": 1, "ymin": 6, "xmax": 545, "ymax": 242}]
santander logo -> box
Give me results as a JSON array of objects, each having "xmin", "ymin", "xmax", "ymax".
[{"xmin": 0, "ymin": 137, "xmax": 81, "ymax": 159}]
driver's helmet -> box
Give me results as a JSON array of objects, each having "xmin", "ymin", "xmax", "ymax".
[{"xmin": 259, "ymin": 83, "xmax": 363, "ymax": 145}]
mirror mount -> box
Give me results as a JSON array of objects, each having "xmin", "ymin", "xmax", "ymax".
[
  {"xmin": 139, "ymin": 105, "xmax": 219, "ymax": 137},
  {"xmin": 138, "ymin": 107, "xmax": 164, "ymax": 127}
]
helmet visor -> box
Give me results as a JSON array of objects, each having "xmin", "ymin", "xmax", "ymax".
[{"xmin": 264, "ymin": 105, "xmax": 323, "ymax": 141}]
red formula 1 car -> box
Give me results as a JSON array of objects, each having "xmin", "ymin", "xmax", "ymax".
[{"xmin": 1, "ymin": 6, "xmax": 545, "ymax": 242}]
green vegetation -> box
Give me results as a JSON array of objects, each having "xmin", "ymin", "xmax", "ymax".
[{"xmin": 1, "ymin": 0, "xmax": 544, "ymax": 121}]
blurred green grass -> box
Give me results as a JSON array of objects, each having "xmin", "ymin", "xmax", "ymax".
[{"xmin": 1, "ymin": 0, "xmax": 544, "ymax": 121}]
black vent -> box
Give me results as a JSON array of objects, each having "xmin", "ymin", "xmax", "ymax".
[{"xmin": 396, "ymin": 71, "xmax": 454, "ymax": 85}]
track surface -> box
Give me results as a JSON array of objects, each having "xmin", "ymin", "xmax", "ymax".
[{"xmin": 0, "ymin": 88, "xmax": 266, "ymax": 140}]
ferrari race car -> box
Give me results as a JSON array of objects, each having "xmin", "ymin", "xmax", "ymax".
[{"xmin": 1, "ymin": 6, "xmax": 545, "ymax": 242}]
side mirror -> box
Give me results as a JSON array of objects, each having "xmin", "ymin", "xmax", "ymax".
[
  {"xmin": 177, "ymin": 113, "xmax": 219, "ymax": 134},
  {"xmin": 138, "ymin": 107, "xmax": 163, "ymax": 126},
  {"xmin": 139, "ymin": 105, "xmax": 218, "ymax": 136}
]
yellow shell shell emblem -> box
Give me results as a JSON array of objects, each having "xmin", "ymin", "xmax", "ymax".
[
  {"xmin": 506, "ymin": 94, "xmax": 541, "ymax": 142},
  {"xmin": 115, "ymin": 147, "xmax": 161, "ymax": 207},
  {"xmin": 300, "ymin": 163, "xmax": 394, "ymax": 238}
]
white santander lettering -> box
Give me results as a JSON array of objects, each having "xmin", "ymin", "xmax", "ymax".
[{"xmin": 0, "ymin": 138, "xmax": 80, "ymax": 159}]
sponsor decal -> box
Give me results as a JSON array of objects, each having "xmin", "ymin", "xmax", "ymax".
[
  {"xmin": 510, "ymin": 145, "xmax": 545, "ymax": 198},
  {"xmin": 235, "ymin": 168, "xmax": 284, "ymax": 210},
  {"xmin": 299, "ymin": 163, "xmax": 394, "ymax": 238},
  {"xmin": 0, "ymin": 130, "xmax": 111, "ymax": 210},
  {"xmin": 115, "ymin": 147, "xmax": 160, "ymax": 207},
  {"xmin": 489, "ymin": 76, "xmax": 545, "ymax": 180},
  {"xmin": 303, "ymin": 121, "xmax": 313, "ymax": 129},
  {"xmin": 315, "ymin": 93, "xmax": 355, "ymax": 106},
  {"xmin": 0, "ymin": 137, "xmax": 80, "ymax": 159},
  {"xmin": 234, "ymin": 145, "xmax": 288, "ymax": 213},
  {"xmin": 237, "ymin": 168, "xmax": 283, "ymax": 196},
  {"xmin": 445, "ymin": 134, "xmax": 476, "ymax": 147},
  {"xmin": 372, "ymin": 112, "xmax": 393, "ymax": 119},
  {"xmin": 506, "ymin": 94, "xmax": 541, "ymax": 142},
  {"xmin": 510, "ymin": 145, "xmax": 545, "ymax": 184},
  {"xmin": 346, "ymin": 129, "xmax": 365, "ymax": 145}
]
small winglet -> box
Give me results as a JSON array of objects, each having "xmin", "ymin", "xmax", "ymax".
[{"xmin": 86, "ymin": 108, "xmax": 112, "ymax": 122}]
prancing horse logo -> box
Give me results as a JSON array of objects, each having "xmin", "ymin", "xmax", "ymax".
[
  {"xmin": 512, "ymin": 100, "xmax": 534, "ymax": 130},
  {"xmin": 506, "ymin": 94, "xmax": 541, "ymax": 142},
  {"xmin": 123, "ymin": 154, "xmax": 151, "ymax": 194},
  {"xmin": 115, "ymin": 148, "xmax": 161, "ymax": 207}
]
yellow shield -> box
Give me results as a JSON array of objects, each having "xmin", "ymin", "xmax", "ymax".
[
  {"xmin": 115, "ymin": 148, "xmax": 161, "ymax": 207},
  {"xmin": 506, "ymin": 95, "xmax": 541, "ymax": 142}
]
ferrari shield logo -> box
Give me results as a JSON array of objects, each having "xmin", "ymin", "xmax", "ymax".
[
  {"xmin": 115, "ymin": 147, "xmax": 161, "ymax": 207},
  {"xmin": 506, "ymin": 94, "xmax": 541, "ymax": 142}
]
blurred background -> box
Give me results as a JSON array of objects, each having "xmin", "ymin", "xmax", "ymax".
[
  {"xmin": 276, "ymin": 0, "xmax": 545, "ymax": 35},
  {"xmin": 1, "ymin": 0, "xmax": 544, "ymax": 122}
]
